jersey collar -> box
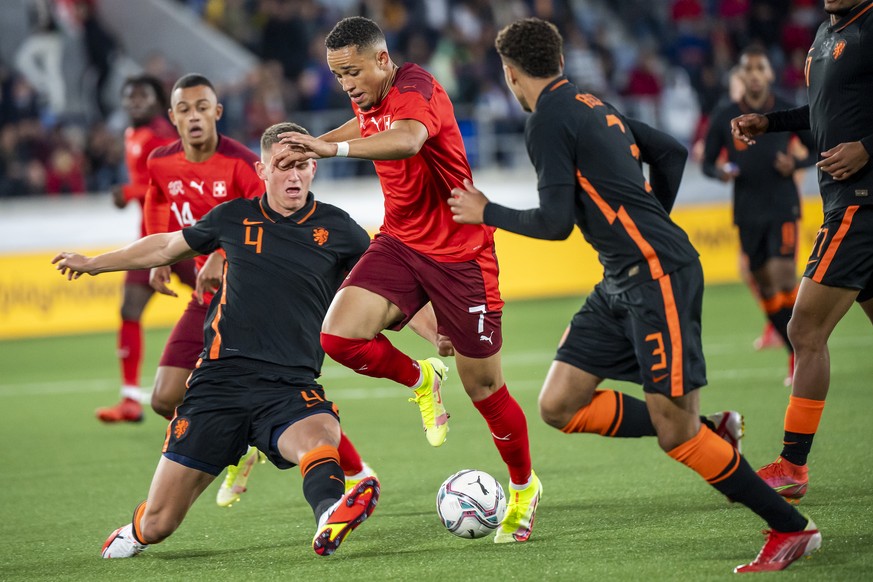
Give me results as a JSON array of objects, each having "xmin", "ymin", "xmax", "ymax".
[
  {"xmin": 536, "ymin": 76, "xmax": 571, "ymax": 108},
  {"xmin": 259, "ymin": 191, "xmax": 317, "ymax": 224},
  {"xmin": 830, "ymin": 0, "xmax": 873, "ymax": 32}
]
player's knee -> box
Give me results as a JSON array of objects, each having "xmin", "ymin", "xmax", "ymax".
[
  {"xmin": 538, "ymin": 396, "xmax": 571, "ymax": 430},
  {"xmin": 787, "ymin": 315, "xmax": 821, "ymax": 351},
  {"xmin": 150, "ymin": 389, "xmax": 175, "ymax": 419}
]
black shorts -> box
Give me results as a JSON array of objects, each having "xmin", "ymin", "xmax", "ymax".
[
  {"xmin": 162, "ymin": 360, "xmax": 339, "ymax": 475},
  {"xmin": 804, "ymin": 205, "xmax": 873, "ymax": 302},
  {"xmin": 555, "ymin": 261, "xmax": 707, "ymax": 397},
  {"xmin": 738, "ymin": 220, "xmax": 797, "ymax": 271}
]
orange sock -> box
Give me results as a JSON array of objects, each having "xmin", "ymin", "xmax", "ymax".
[
  {"xmin": 560, "ymin": 390, "xmax": 655, "ymax": 437},
  {"xmin": 667, "ymin": 426, "xmax": 739, "ymax": 485},
  {"xmin": 784, "ymin": 395, "xmax": 825, "ymax": 435},
  {"xmin": 780, "ymin": 396, "xmax": 825, "ymax": 465},
  {"xmin": 299, "ymin": 445, "xmax": 341, "ymax": 478},
  {"xmin": 131, "ymin": 500, "xmax": 149, "ymax": 545}
]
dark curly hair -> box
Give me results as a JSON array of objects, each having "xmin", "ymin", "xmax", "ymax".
[
  {"xmin": 122, "ymin": 74, "xmax": 168, "ymax": 110},
  {"xmin": 495, "ymin": 18, "xmax": 563, "ymax": 79},
  {"xmin": 325, "ymin": 16, "xmax": 385, "ymax": 52}
]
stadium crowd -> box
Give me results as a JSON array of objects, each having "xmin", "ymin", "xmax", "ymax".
[{"xmin": 0, "ymin": 0, "xmax": 822, "ymax": 197}]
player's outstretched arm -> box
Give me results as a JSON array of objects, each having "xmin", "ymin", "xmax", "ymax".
[
  {"xmin": 450, "ymin": 179, "xmax": 575, "ymax": 241},
  {"xmin": 53, "ymin": 232, "xmax": 199, "ymax": 280},
  {"xmin": 277, "ymin": 119, "xmax": 428, "ymax": 166}
]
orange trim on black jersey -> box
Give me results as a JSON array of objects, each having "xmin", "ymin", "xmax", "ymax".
[
  {"xmin": 550, "ymin": 79, "xmax": 569, "ymax": 91},
  {"xmin": 207, "ymin": 262, "xmax": 229, "ymax": 359},
  {"xmin": 296, "ymin": 200, "xmax": 318, "ymax": 224},
  {"xmin": 835, "ymin": 1, "xmax": 873, "ymax": 31},
  {"xmin": 576, "ymin": 170, "xmax": 665, "ymax": 278},
  {"xmin": 258, "ymin": 197, "xmax": 276, "ymax": 222},
  {"xmin": 658, "ymin": 275, "xmax": 685, "ymax": 397},
  {"xmin": 813, "ymin": 205, "xmax": 858, "ymax": 283}
]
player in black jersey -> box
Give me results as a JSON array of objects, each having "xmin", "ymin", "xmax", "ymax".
[
  {"xmin": 703, "ymin": 46, "xmax": 817, "ymax": 384},
  {"xmin": 732, "ymin": 0, "xmax": 873, "ymax": 504},
  {"xmin": 53, "ymin": 123, "xmax": 378, "ymax": 559},
  {"xmin": 450, "ymin": 18, "xmax": 820, "ymax": 573}
]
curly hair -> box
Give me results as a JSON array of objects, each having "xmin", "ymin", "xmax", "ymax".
[
  {"xmin": 325, "ymin": 16, "xmax": 385, "ymax": 52},
  {"xmin": 122, "ymin": 74, "xmax": 168, "ymax": 110},
  {"xmin": 495, "ymin": 18, "xmax": 563, "ymax": 79},
  {"xmin": 260, "ymin": 122, "xmax": 309, "ymax": 154}
]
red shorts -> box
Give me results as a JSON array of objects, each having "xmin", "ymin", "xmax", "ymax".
[
  {"xmin": 124, "ymin": 259, "xmax": 198, "ymax": 289},
  {"xmin": 159, "ymin": 299, "xmax": 209, "ymax": 368},
  {"xmin": 342, "ymin": 234, "xmax": 504, "ymax": 358}
]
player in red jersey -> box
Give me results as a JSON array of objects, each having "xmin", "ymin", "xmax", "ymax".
[
  {"xmin": 273, "ymin": 17, "xmax": 540, "ymax": 544},
  {"xmin": 142, "ymin": 73, "xmax": 264, "ymax": 420},
  {"xmin": 96, "ymin": 75, "xmax": 197, "ymax": 424},
  {"xmin": 144, "ymin": 73, "xmax": 375, "ymax": 506}
]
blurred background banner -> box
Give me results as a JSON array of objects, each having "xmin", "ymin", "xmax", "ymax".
[
  {"xmin": 0, "ymin": 0, "xmax": 827, "ymax": 338},
  {"xmin": 0, "ymin": 192, "xmax": 823, "ymax": 339}
]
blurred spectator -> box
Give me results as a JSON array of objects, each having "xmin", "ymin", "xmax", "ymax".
[
  {"xmin": 85, "ymin": 120, "xmax": 123, "ymax": 191},
  {"xmin": 622, "ymin": 50, "xmax": 665, "ymax": 127},
  {"xmin": 74, "ymin": 0, "xmax": 118, "ymax": 119},
  {"xmin": 45, "ymin": 146, "xmax": 85, "ymax": 194},
  {"xmin": 260, "ymin": 0, "xmax": 317, "ymax": 81},
  {"xmin": 14, "ymin": 0, "xmax": 67, "ymax": 115}
]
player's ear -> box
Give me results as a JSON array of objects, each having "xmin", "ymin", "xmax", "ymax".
[
  {"xmin": 168, "ymin": 108, "xmax": 177, "ymax": 126},
  {"xmin": 311, "ymin": 159, "xmax": 317, "ymax": 178},
  {"xmin": 255, "ymin": 160, "xmax": 268, "ymax": 181},
  {"xmin": 214, "ymin": 102, "xmax": 223, "ymax": 120},
  {"xmin": 559, "ymin": 54, "xmax": 565, "ymax": 71}
]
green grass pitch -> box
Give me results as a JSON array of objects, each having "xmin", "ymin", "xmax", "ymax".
[{"xmin": 0, "ymin": 284, "xmax": 871, "ymax": 581}]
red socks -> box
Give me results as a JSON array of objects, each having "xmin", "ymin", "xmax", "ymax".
[
  {"xmin": 119, "ymin": 319, "xmax": 143, "ymax": 387},
  {"xmin": 337, "ymin": 431, "xmax": 364, "ymax": 475},
  {"xmin": 321, "ymin": 332, "xmax": 420, "ymax": 387},
  {"xmin": 472, "ymin": 385, "xmax": 532, "ymax": 485}
]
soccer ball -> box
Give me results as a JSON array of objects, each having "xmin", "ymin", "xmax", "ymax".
[{"xmin": 436, "ymin": 469, "xmax": 506, "ymax": 539}]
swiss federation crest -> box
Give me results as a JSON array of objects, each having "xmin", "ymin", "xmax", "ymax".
[{"xmin": 213, "ymin": 180, "xmax": 227, "ymax": 198}]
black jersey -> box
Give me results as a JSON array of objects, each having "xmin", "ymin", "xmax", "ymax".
[
  {"xmin": 704, "ymin": 95, "xmax": 815, "ymax": 225},
  {"xmin": 765, "ymin": 0, "xmax": 873, "ymax": 213},
  {"xmin": 182, "ymin": 193, "xmax": 370, "ymax": 375},
  {"xmin": 485, "ymin": 77, "xmax": 698, "ymax": 293}
]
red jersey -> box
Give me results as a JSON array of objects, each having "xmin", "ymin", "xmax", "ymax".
[
  {"xmin": 353, "ymin": 63, "xmax": 494, "ymax": 262},
  {"xmin": 122, "ymin": 116, "xmax": 177, "ymax": 236},
  {"xmin": 144, "ymin": 135, "xmax": 262, "ymax": 275}
]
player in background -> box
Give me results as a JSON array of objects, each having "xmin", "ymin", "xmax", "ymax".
[
  {"xmin": 144, "ymin": 74, "xmax": 373, "ymax": 507},
  {"xmin": 731, "ymin": 0, "xmax": 873, "ymax": 503},
  {"xmin": 96, "ymin": 75, "xmax": 195, "ymax": 423},
  {"xmin": 702, "ymin": 46, "xmax": 817, "ymax": 385},
  {"xmin": 54, "ymin": 122, "xmax": 378, "ymax": 559},
  {"xmin": 450, "ymin": 18, "xmax": 820, "ymax": 573},
  {"xmin": 273, "ymin": 16, "xmax": 541, "ymax": 543}
]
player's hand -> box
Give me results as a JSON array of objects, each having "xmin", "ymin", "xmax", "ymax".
[
  {"xmin": 195, "ymin": 253, "xmax": 224, "ymax": 304},
  {"xmin": 149, "ymin": 266, "xmax": 177, "ymax": 297},
  {"xmin": 817, "ymin": 141, "xmax": 870, "ymax": 181},
  {"xmin": 271, "ymin": 144, "xmax": 311, "ymax": 171},
  {"xmin": 730, "ymin": 113, "xmax": 769, "ymax": 146},
  {"xmin": 448, "ymin": 179, "xmax": 488, "ymax": 224},
  {"xmin": 110, "ymin": 185, "xmax": 127, "ymax": 209},
  {"xmin": 437, "ymin": 333, "xmax": 455, "ymax": 357},
  {"xmin": 52, "ymin": 252, "xmax": 93, "ymax": 280},
  {"xmin": 774, "ymin": 151, "xmax": 797, "ymax": 177},
  {"xmin": 277, "ymin": 132, "xmax": 336, "ymax": 162},
  {"xmin": 719, "ymin": 162, "xmax": 740, "ymax": 182}
]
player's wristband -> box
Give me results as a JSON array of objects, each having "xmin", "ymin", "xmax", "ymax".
[{"xmin": 335, "ymin": 141, "xmax": 350, "ymax": 157}]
